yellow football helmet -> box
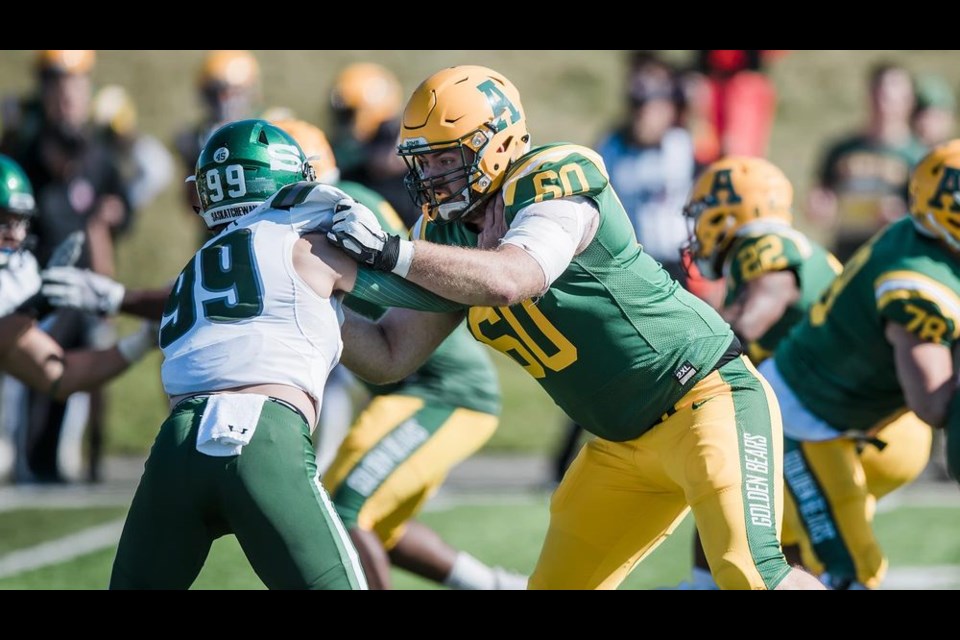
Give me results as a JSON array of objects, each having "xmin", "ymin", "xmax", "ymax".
[
  {"xmin": 36, "ymin": 50, "xmax": 95, "ymax": 76},
  {"xmin": 92, "ymin": 85, "xmax": 137, "ymax": 137},
  {"xmin": 198, "ymin": 50, "xmax": 260, "ymax": 89},
  {"xmin": 330, "ymin": 63, "xmax": 403, "ymax": 143},
  {"xmin": 398, "ymin": 65, "xmax": 530, "ymax": 224},
  {"xmin": 909, "ymin": 139, "xmax": 960, "ymax": 253},
  {"xmin": 683, "ymin": 156, "xmax": 793, "ymax": 279},
  {"xmin": 272, "ymin": 118, "xmax": 338, "ymax": 184}
]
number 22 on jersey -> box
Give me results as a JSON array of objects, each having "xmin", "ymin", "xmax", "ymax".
[{"xmin": 160, "ymin": 229, "xmax": 263, "ymax": 348}]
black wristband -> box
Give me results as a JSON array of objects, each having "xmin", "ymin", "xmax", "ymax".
[{"xmin": 373, "ymin": 234, "xmax": 400, "ymax": 272}]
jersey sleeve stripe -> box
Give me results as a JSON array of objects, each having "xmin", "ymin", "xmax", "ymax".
[{"xmin": 876, "ymin": 274, "xmax": 960, "ymax": 335}]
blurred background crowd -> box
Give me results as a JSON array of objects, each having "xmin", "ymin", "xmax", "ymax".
[{"xmin": 0, "ymin": 49, "xmax": 956, "ymax": 487}]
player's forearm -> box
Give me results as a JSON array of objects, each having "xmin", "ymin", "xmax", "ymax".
[
  {"xmin": 339, "ymin": 310, "xmax": 412, "ymax": 384},
  {"xmin": 120, "ymin": 287, "xmax": 172, "ymax": 321},
  {"xmin": 731, "ymin": 298, "xmax": 786, "ymax": 343},
  {"xmin": 55, "ymin": 349, "xmax": 132, "ymax": 400},
  {"xmin": 406, "ymin": 241, "xmax": 540, "ymax": 307},
  {"xmin": 891, "ymin": 328, "xmax": 954, "ymax": 428},
  {"xmin": 340, "ymin": 307, "xmax": 462, "ymax": 384}
]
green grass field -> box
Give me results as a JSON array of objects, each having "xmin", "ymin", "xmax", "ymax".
[
  {"xmin": 3, "ymin": 50, "xmax": 960, "ymax": 457},
  {"xmin": 0, "ymin": 486, "xmax": 958, "ymax": 589}
]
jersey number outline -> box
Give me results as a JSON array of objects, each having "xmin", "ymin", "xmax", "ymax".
[
  {"xmin": 468, "ymin": 299, "xmax": 577, "ymax": 378},
  {"xmin": 160, "ymin": 229, "xmax": 264, "ymax": 348},
  {"xmin": 903, "ymin": 303, "xmax": 948, "ymax": 343},
  {"xmin": 533, "ymin": 163, "xmax": 589, "ymax": 203},
  {"xmin": 204, "ymin": 164, "xmax": 246, "ymax": 203},
  {"xmin": 737, "ymin": 236, "xmax": 789, "ymax": 280}
]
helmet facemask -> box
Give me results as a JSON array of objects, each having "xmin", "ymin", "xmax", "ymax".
[
  {"xmin": 400, "ymin": 131, "xmax": 493, "ymax": 224},
  {"xmin": 0, "ymin": 211, "xmax": 31, "ymax": 269},
  {"xmin": 681, "ymin": 199, "xmax": 731, "ymax": 281}
]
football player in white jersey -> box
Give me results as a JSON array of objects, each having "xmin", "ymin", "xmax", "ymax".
[{"xmin": 109, "ymin": 119, "xmax": 463, "ymax": 589}]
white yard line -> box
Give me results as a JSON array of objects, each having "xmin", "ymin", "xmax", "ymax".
[
  {"xmin": 0, "ymin": 518, "xmax": 125, "ymax": 580},
  {"xmin": 0, "ymin": 485, "xmax": 133, "ymax": 513}
]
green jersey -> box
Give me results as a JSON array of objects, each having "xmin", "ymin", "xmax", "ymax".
[
  {"xmin": 776, "ymin": 217, "xmax": 960, "ymax": 432},
  {"xmin": 420, "ymin": 143, "xmax": 733, "ymax": 441},
  {"xmin": 339, "ymin": 180, "xmax": 500, "ymax": 416},
  {"xmin": 723, "ymin": 224, "xmax": 842, "ymax": 362}
]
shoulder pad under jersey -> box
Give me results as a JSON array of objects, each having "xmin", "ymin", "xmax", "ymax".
[{"xmin": 502, "ymin": 144, "xmax": 609, "ymax": 219}]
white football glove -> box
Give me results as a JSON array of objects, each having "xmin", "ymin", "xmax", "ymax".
[
  {"xmin": 116, "ymin": 319, "xmax": 161, "ymax": 364},
  {"xmin": 41, "ymin": 266, "xmax": 125, "ymax": 316},
  {"xmin": 326, "ymin": 198, "xmax": 413, "ymax": 276}
]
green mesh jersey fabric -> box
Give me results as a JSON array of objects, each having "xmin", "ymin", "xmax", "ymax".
[{"xmin": 422, "ymin": 143, "xmax": 732, "ymax": 441}]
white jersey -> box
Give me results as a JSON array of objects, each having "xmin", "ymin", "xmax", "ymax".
[
  {"xmin": 160, "ymin": 183, "xmax": 348, "ymax": 413},
  {"xmin": 0, "ymin": 251, "xmax": 40, "ymax": 316}
]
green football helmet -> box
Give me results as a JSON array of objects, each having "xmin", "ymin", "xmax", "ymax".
[
  {"xmin": 193, "ymin": 119, "xmax": 314, "ymax": 229},
  {"xmin": 0, "ymin": 154, "xmax": 36, "ymax": 268}
]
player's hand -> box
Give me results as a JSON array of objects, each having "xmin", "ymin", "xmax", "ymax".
[
  {"xmin": 41, "ymin": 266, "xmax": 125, "ymax": 316},
  {"xmin": 116, "ymin": 319, "xmax": 161, "ymax": 364},
  {"xmin": 327, "ymin": 198, "xmax": 403, "ymax": 272}
]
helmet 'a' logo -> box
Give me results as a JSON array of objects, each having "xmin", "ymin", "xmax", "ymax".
[
  {"xmin": 477, "ymin": 80, "xmax": 521, "ymax": 133},
  {"xmin": 707, "ymin": 169, "xmax": 742, "ymax": 206},
  {"xmin": 213, "ymin": 147, "xmax": 230, "ymax": 163},
  {"xmin": 927, "ymin": 166, "xmax": 960, "ymax": 212},
  {"xmin": 268, "ymin": 144, "xmax": 303, "ymax": 172}
]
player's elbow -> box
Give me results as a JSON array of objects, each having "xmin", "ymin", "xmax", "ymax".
[
  {"xmin": 488, "ymin": 272, "xmax": 541, "ymax": 307},
  {"xmin": 488, "ymin": 281, "xmax": 524, "ymax": 307},
  {"xmin": 357, "ymin": 364, "xmax": 404, "ymax": 385},
  {"xmin": 911, "ymin": 399, "xmax": 949, "ymax": 430},
  {"xmin": 914, "ymin": 407, "xmax": 947, "ymax": 430}
]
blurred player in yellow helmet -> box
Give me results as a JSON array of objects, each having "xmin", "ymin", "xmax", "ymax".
[
  {"xmin": 328, "ymin": 63, "xmax": 419, "ymax": 225},
  {"xmin": 174, "ymin": 51, "xmax": 262, "ymax": 241}
]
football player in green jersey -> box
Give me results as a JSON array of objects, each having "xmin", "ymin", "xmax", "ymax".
[
  {"xmin": 674, "ymin": 155, "xmax": 931, "ymax": 589},
  {"xmin": 328, "ymin": 65, "xmax": 824, "ymax": 589},
  {"xmin": 754, "ymin": 140, "xmax": 960, "ymax": 589}
]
